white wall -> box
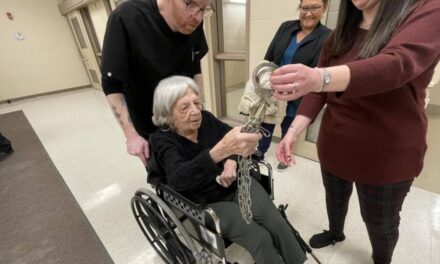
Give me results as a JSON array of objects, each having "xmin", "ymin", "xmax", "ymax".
[
  {"xmin": 0, "ymin": 0, "xmax": 90, "ymax": 101},
  {"xmin": 325, "ymin": 0, "xmax": 340, "ymax": 29}
]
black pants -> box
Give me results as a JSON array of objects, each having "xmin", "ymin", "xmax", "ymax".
[
  {"xmin": 321, "ymin": 168, "xmax": 413, "ymax": 264},
  {"xmin": 258, "ymin": 116, "xmax": 294, "ymax": 154},
  {"xmin": 0, "ymin": 132, "xmax": 12, "ymax": 151}
]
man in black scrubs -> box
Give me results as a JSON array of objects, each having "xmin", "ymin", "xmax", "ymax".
[{"xmin": 101, "ymin": 0, "xmax": 212, "ymax": 166}]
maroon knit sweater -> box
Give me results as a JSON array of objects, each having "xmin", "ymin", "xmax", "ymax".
[{"xmin": 297, "ymin": 0, "xmax": 440, "ymax": 184}]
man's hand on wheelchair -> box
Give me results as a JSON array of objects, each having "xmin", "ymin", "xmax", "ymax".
[
  {"xmin": 126, "ymin": 131, "xmax": 149, "ymax": 166},
  {"xmin": 216, "ymin": 159, "xmax": 237, "ymax": 188}
]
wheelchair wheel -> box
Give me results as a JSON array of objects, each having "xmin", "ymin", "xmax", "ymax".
[{"xmin": 131, "ymin": 188, "xmax": 198, "ymax": 264}]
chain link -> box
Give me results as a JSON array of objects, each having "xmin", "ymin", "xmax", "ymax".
[
  {"xmin": 237, "ymin": 155, "xmax": 253, "ymax": 224},
  {"xmin": 237, "ymin": 103, "xmax": 267, "ymax": 224}
]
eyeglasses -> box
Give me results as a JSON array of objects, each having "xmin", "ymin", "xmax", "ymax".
[
  {"xmin": 183, "ymin": 0, "xmax": 215, "ymax": 18},
  {"xmin": 299, "ymin": 5, "xmax": 322, "ymax": 14}
]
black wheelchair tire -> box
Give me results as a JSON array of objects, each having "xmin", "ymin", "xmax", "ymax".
[{"xmin": 131, "ymin": 188, "xmax": 198, "ymax": 264}]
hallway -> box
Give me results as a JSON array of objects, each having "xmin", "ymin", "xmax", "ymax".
[{"xmin": 0, "ymin": 88, "xmax": 439, "ymax": 264}]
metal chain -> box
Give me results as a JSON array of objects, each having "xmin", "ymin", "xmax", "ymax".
[
  {"xmin": 237, "ymin": 103, "xmax": 267, "ymax": 224},
  {"xmin": 237, "ymin": 155, "xmax": 253, "ymax": 224},
  {"xmin": 237, "ymin": 61, "xmax": 277, "ymax": 224}
]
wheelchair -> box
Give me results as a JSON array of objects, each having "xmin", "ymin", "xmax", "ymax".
[{"xmin": 131, "ymin": 157, "xmax": 320, "ymax": 264}]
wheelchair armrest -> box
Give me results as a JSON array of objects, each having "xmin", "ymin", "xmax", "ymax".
[
  {"xmin": 251, "ymin": 159, "xmax": 274, "ymax": 200},
  {"xmin": 156, "ymin": 183, "xmax": 209, "ymax": 225},
  {"xmin": 156, "ymin": 183, "xmax": 207, "ymax": 210},
  {"xmin": 256, "ymin": 159, "xmax": 273, "ymax": 177}
]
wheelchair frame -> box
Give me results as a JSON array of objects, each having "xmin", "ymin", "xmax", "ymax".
[{"xmin": 131, "ymin": 159, "xmax": 320, "ymax": 264}]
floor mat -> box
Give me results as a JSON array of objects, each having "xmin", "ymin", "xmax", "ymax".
[{"xmin": 0, "ymin": 111, "xmax": 113, "ymax": 264}]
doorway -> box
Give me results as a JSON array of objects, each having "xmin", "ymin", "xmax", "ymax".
[
  {"xmin": 210, "ymin": 0, "xmax": 249, "ymax": 124},
  {"xmin": 67, "ymin": 10, "xmax": 102, "ymax": 89}
]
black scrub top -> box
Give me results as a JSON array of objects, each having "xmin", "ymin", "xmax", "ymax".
[{"xmin": 101, "ymin": 0, "xmax": 208, "ymax": 137}]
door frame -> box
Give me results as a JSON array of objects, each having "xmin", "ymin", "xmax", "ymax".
[
  {"xmin": 208, "ymin": 0, "xmax": 250, "ymax": 121},
  {"xmin": 67, "ymin": 10, "xmax": 102, "ymax": 89}
]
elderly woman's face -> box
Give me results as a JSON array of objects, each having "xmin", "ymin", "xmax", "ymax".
[
  {"xmin": 299, "ymin": 0, "xmax": 326, "ymax": 31},
  {"xmin": 172, "ymin": 88, "xmax": 202, "ymax": 134}
]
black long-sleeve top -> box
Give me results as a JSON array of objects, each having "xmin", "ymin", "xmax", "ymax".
[
  {"xmin": 148, "ymin": 111, "xmax": 237, "ymax": 203},
  {"xmin": 264, "ymin": 20, "xmax": 330, "ymax": 67}
]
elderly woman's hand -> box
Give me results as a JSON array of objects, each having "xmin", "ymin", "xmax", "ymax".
[
  {"xmin": 223, "ymin": 127, "xmax": 262, "ymax": 157},
  {"xmin": 209, "ymin": 127, "xmax": 262, "ymax": 163},
  {"xmin": 216, "ymin": 159, "xmax": 237, "ymax": 188},
  {"xmin": 270, "ymin": 64, "xmax": 322, "ymax": 101}
]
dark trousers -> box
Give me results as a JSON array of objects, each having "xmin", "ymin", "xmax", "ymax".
[
  {"xmin": 321, "ymin": 168, "xmax": 413, "ymax": 264},
  {"xmin": 209, "ymin": 179, "xmax": 306, "ymax": 264},
  {"xmin": 258, "ymin": 116, "xmax": 294, "ymax": 154},
  {"xmin": 0, "ymin": 132, "xmax": 12, "ymax": 151}
]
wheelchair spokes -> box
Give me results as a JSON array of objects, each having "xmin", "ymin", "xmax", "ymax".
[{"xmin": 132, "ymin": 190, "xmax": 196, "ymax": 264}]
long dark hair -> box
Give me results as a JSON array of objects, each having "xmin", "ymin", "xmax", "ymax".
[{"xmin": 328, "ymin": 0, "xmax": 425, "ymax": 58}]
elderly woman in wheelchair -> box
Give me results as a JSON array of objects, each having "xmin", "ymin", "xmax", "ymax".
[{"xmin": 132, "ymin": 75, "xmax": 306, "ymax": 264}]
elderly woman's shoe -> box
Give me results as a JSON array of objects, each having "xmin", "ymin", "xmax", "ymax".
[{"xmin": 309, "ymin": 230, "xmax": 345, "ymax": 248}]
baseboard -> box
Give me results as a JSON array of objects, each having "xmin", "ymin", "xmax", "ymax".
[{"xmin": 0, "ymin": 85, "xmax": 92, "ymax": 104}]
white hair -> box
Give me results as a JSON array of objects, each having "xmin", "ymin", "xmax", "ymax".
[{"xmin": 152, "ymin": 76, "xmax": 200, "ymax": 129}]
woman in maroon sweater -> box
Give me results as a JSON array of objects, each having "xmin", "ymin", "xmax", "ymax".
[{"xmin": 269, "ymin": 0, "xmax": 440, "ymax": 263}]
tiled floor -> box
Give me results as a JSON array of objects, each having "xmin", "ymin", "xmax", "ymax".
[{"xmin": 1, "ymin": 88, "xmax": 439, "ymax": 264}]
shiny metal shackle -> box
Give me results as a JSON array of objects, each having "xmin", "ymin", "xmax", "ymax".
[{"xmin": 251, "ymin": 61, "xmax": 279, "ymax": 99}]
